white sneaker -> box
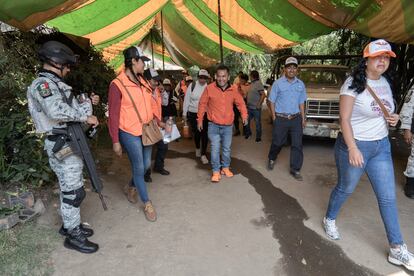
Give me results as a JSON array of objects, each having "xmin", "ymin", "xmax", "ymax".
[
  {"xmin": 388, "ymin": 244, "xmax": 414, "ymax": 271},
  {"xmin": 195, "ymin": 148, "xmax": 201, "ymax": 157},
  {"xmin": 323, "ymin": 217, "xmax": 340, "ymax": 240},
  {"xmin": 200, "ymin": 155, "xmax": 209, "ymax": 164}
]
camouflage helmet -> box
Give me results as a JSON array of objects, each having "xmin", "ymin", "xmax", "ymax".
[{"xmin": 38, "ymin": 41, "xmax": 78, "ymax": 65}]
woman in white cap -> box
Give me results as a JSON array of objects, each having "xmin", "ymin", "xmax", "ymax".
[
  {"xmin": 183, "ymin": 69, "xmax": 210, "ymax": 164},
  {"xmin": 323, "ymin": 39, "xmax": 414, "ymax": 270}
]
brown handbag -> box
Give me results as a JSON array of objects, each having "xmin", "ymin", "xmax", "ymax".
[{"xmin": 116, "ymin": 78, "xmax": 162, "ymax": 146}]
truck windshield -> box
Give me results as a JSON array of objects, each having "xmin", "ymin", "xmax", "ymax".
[{"xmin": 299, "ymin": 68, "xmax": 347, "ymax": 88}]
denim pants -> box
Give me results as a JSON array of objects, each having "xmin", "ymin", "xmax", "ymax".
[
  {"xmin": 326, "ymin": 134, "xmax": 403, "ymax": 245},
  {"xmin": 245, "ymin": 108, "xmax": 262, "ymax": 139},
  {"xmin": 119, "ymin": 130, "xmax": 152, "ymax": 203},
  {"xmin": 208, "ymin": 122, "xmax": 233, "ymax": 172},
  {"xmin": 268, "ymin": 116, "xmax": 303, "ymax": 172}
]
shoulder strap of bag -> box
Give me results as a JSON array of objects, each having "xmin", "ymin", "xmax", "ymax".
[
  {"xmin": 191, "ymin": 81, "xmax": 196, "ymax": 93},
  {"xmin": 366, "ymin": 85, "xmax": 390, "ymax": 118},
  {"xmin": 115, "ymin": 78, "xmax": 143, "ymax": 124}
]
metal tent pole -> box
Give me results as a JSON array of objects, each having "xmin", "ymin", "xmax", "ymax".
[
  {"xmin": 160, "ymin": 10, "xmax": 165, "ymax": 76},
  {"xmin": 150, "ymin": 29, "xmax": 155, "ymax": 68},
  {"xmin": 217, "ymin": 0, "xmax": 224, "ymax": 64}
]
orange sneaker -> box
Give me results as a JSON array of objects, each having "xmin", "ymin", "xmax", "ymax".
[
  {"xmin": 211, "ymin": 172, "xmax": 221, "ymax": 183},
  {"xmin": 221, "ymin": 167, "xmax": 234, "ymax": 177}
]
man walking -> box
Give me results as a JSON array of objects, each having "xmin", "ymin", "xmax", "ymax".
[
  {"xmin": 267, "ymin": 57, "xmax": 307, "ymax": 181},
  {"xmin": 197, "ymin": 65, "xmax": 248, "ymax": 182},
  {"xmin": 244, "ymin": 70, "xmax": 265, "ymax": 142}
]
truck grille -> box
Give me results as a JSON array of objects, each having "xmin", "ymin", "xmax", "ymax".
[{"xmin": 306, "ymin": 100, "xmax": 339, "ymax": 118}]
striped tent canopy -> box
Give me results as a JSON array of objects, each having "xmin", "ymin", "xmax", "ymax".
[{"xmin": 1, "ymin": 0, "xmax": 413, "ymax": 68}]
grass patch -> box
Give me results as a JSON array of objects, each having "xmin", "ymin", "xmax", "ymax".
[{"xmin": 0, "ymin": 221, "xmax": 59, "ymax": 275}]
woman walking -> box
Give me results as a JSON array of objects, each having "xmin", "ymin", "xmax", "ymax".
[
  {"xmin": 183, "ymin": 69, "xmax": 210, "ymax": 164},
  {"xmin": 108, "ymin": 46, "xmax": 159, "ymax": 222},
  {"xmin": 323, "ymin": 39, "xmax": 414, "ymax": 270}
]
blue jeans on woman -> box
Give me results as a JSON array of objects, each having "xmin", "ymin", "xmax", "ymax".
[
  {"xmin": 326, "ymin": 134, "xmax": 403, "ymax": 245},
  {"xmin": 208, "ymin": 122, "xmax": 233, "ymax": 172},
  {"xmin": 119, "ymin": 130, "xmax": 152, "ymax": 203}
]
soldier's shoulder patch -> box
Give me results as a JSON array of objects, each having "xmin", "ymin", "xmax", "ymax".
[{"xmin": 36, "ymin": 81, "xmax": 53, "ymax": 98}]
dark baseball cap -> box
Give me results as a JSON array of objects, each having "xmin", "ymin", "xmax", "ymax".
[{"xmin": 123, "ymin": 46, "xmax": 150, "ymax": 62}]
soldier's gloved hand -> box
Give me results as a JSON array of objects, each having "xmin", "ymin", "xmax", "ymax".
[
  {"xmin": 113, "ymin": 143, "xmax": 122, "ymax": 157},
  {"xmin": 90, "ymin": 93, "xmax": 100, "ymax": 105},
  {"xmin": 86, "ymin": 115, "xmax": 99, "ymax": 127},
  {"xmin": 404, "ymin": 129, "xmax": 413, "ymax": 145}
]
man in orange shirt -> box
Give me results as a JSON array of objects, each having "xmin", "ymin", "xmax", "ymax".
[{"xmin": 197, "ymin": 64, "xmax": 248, "ymax": 182}]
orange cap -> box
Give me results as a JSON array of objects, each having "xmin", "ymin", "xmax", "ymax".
[{"xmin": 363, "ymin": 39, "xmax": 396, "ymax": 58}]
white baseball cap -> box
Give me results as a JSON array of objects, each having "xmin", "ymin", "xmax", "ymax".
[
  {"xmin": 198, "ymin": 69, "xmax": 210, "ymax": 78},
  {"xmin": 363, "ymin": 39, "xmax": 396, "ymax": 58},
  {"xmin": 285, "ymin": 57, "xmax": 298, "ymax": 66},
  {"xmin": 163, "ymin": 78, "xmax": 171, "ymax": 85}
]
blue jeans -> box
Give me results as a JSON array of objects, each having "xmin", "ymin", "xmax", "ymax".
[
  {"xmin": 245, "ymin": 108, "xmax": 262, "ymax": 139},
  {"xmin": 326, "ymin": 134, "xmax": 403, "ymax": 245},
  {"xmin": 208, "ymin": 122, "xmax": 233, "ymax": 172},
  {"xmin": 119, "ymin": 130, "xmax": 152, "ymax": 203}
]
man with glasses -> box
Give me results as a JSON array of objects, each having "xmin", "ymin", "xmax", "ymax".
[{"xmin": 267, "ymin": 57, "xmax": 307, "ymax": 181}]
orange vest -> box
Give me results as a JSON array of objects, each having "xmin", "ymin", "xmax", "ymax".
[
  {"xmin": 112, "ymin": 71, "xmax": 155, "ymax": 136},
  {"xmin": 180, "ymin": 80, "xmax": 187, "ymax": 95}
]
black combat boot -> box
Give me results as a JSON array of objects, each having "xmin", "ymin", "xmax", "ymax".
[
  {"xmin": 59, "ymin": 224, "xmax": 94, "ymax": 237},
  {"xmin": 64, "ymin": 226, "xmax": 99, "ymax": 253},
  {"xmin": 404, "ymin": 177, "xmax": 414, "ymax": 199}
]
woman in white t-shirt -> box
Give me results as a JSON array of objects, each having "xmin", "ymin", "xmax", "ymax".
[
  {"xmin": 323, "ymin": 39, "xmax": 414, "ymax": 270},
  {"xmin": 183, "ymin": 69, "xmax": 210, "ymax": 164}
]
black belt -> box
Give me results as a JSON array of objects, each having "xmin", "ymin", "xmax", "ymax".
[{"xmin": 275, "ymin": 113, "xmax": 300, "ymax": 120}]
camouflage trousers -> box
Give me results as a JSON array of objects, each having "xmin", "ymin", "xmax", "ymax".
[
  {"xmin": 45, "ymin": 139, "xmax": 83, "ymax": 231},
  {"xmin": 404, "ymin": 138, "xmax": 414, "ymax": 178}
]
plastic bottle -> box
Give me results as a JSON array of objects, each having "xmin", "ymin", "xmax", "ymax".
[{"xmin": 164, "ymin": 116, "xmax": 173, "ymax": 141}]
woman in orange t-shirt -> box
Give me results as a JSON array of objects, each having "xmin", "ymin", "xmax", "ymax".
[{"xmin": 108, "ymin": 46, "xmax": 159, "ymax": 222}]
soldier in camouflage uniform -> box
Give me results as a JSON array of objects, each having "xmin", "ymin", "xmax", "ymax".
[
  {"xmin": 399, "ymin": 84, "xmax": 414, "ymax": 198},
  {"xmin": 27, "ymin": 41, "xmax": 99, "ymax": 253}
]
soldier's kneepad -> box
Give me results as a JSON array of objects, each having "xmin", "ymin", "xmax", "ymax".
[{"xmin": 62, "ymin": 187, "xmax": 86, "ymax": 207}]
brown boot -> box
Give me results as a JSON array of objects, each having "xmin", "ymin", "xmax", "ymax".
[
  {"xmin": 143, "ymin": 201, "xmax": 157, "ymax": 222},
  {"xmin": 123, "ymin": 183, "xmax": 138, "ymax": 204}
]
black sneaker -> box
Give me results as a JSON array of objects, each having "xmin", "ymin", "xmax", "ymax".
[
  {"xmin": 59, "ymin": 224, "xmax": 94, "ymax": 237},
  {"xmin": 404, "ymin": 177, "xmax": 414, "ymax": 199},
  {"xmin": 267, "ymin": 160, "xmax": 275, "ymax": 170},
  {"xmin": 154, "ymin": 168, "xmax": 170, "ymax": 175},
  {"xmin": 255, "ymin": 138, "xmax": 262, "ymax": 143},
  {"xmin": 245, "ymin": 135, "xmax": 251, "ymax": 140},
  {"xmin": 290, "ymin": 171, "xmax": 303, "ymax": 181},
  {"xmin": 64, "ymin": 226, "xmax": 99, "ymax": 254}
]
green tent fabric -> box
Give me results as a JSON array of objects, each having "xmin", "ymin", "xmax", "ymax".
[{"xmin": 1, "ymin": 0, "xmax": 413, "ymax": 69}]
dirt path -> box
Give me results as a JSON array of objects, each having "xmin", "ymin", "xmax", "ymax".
[{"xmin": 42, "ymin": 125, "xmax": 414, "ymax": 276}]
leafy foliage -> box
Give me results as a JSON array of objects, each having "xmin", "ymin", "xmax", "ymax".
[{"xmin": 0, "ymin": 27, "xmax": 115, "ymax": 189}]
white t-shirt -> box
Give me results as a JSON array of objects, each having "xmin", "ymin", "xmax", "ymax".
[
  {"xmin": 182, "ymin": 81, "xmax": 207, "ymax": 114},
  {"xmin": 340, "ymin": 76, "xmax": 394, "ymax": 141}
]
